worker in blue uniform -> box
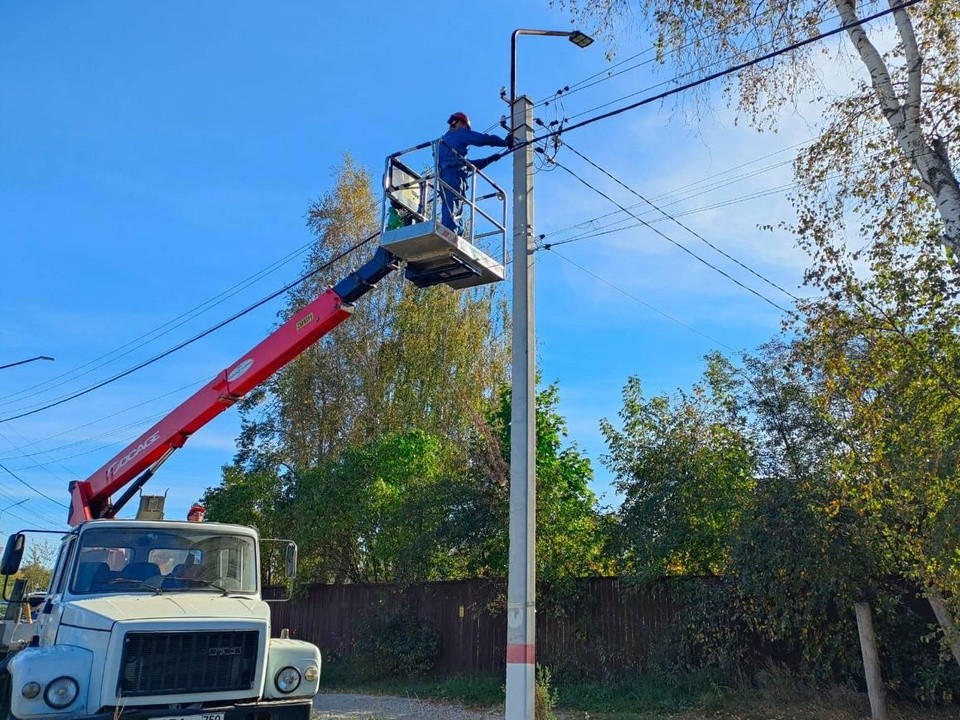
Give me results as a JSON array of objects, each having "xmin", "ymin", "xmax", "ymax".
[{"xmin": 438, "ymin": 111, "xmax": 513, "ymax": 234}]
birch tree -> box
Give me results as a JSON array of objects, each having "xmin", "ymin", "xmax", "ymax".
[{"xmin": 556, "ymin": 0, "xmax": 960, "ymax": 259}]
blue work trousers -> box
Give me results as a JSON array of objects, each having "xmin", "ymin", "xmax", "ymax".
[{"xmin": 439, "ymin": 171, "xmax": 467, "ymax": 234}]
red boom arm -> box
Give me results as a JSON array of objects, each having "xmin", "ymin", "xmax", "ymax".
[{"xmin": 68, "ymin": 248, "xmax": 399, "ymax": 526}]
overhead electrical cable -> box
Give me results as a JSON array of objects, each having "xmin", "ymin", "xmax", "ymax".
[
  {"xmin": 544, "ymin": 247, "xmax": 737, "ymax": 352},
  {"xmin": 0, "ymin": 381, "xmax": 204, "ymax": 462},
  {"xmin": 0, "ymin": 424, "xmax": 77, "ymax": 490},
  {"xmin": 0, "ymin": 461, "xmax": 69, "ymax": 509},
  {"xmin": 550, "ymin": 158, "xmax": 796, "ymax": 316},
  {"xmin": 0, "ymin": 506, "xmax": 62, "ymax": 531},
  {"xmin": 539, "ymin": 125, "xmax": 914, "ymax": 249},
  {"xmin": 0, "ymin": 232, "xmax": 379, "ymax": 423},
  {"xmin": 0, "ymin": 481, "xmax": 64, "ymax": 529},
  {"xmin": 493, "ymin": 0, "xmax": 925, "ymax": 161},
  {"xmin": 539, "ymin": 139, "xmax": 813, "ymax": 241},
  {"xmin": 531, "ymin": 0, "xmax": 855, "ymax": 115},
  {"xmin": 0, "ymin": 238, "xmax": 317, "ymax": 408},
  {"xmin": 562, "ymin": 142, "xmax": 801, "ymax": 301}
]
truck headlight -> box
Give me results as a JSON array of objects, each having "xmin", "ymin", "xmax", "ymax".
[
  {"xmin": 21, "ymin": 682, "xmax": 41, "ymax": 699},
  {"xmin": 44, "ymin": 676, "xmax": 79, "ymax": 709},
  {"xmin": 274, "ymin": 666, "xmax": 301, "ymax": 694}
]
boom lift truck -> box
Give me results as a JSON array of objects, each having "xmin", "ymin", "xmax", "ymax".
[{"xmin": 0, "ymin": 144, "xmax": 506, "ymax": 720}]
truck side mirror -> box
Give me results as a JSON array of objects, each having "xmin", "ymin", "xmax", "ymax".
[
  {"xmin": 284, "ymin": 542, "xmax": 297, "ymax": 579},
  {"xmin": 1, "ymin": 533, "xmax": 26, "ymax": 576}
]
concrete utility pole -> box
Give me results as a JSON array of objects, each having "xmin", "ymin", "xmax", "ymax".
[
  {"xmin": 505, "ymin": 92, "xmax": 537, "ymax": 720},
  {"xmin": 505, "ymin": 27, "xmax": 593, "ymax": 720}
]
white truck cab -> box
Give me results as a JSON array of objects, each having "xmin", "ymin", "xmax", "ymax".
[{"xmin": 0, "ymin": 519, "xmax": 320, "ymax": 720}]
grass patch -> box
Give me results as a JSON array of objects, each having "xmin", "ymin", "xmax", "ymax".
[
  {"xmin": 321, "ymin": 673, "xmax": 504, "ymax": 708},
  {"xmin": 555, "ymin": 678, "xmax": 704, "ymax": 714}
]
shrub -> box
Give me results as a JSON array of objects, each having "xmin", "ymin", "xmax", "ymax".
[{"xmin": 352, "ymin": 607, "xmax": 441, "ymax": 680}]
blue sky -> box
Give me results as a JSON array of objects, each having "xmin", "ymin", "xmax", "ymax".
[{"xmin": 0, "ymin": 1, "xmax": 820, "ymax": 532}]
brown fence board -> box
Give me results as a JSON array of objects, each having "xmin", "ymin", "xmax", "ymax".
[{"xmin": 270, "ymin": 577, "xmax": 683, "ymax": 676}]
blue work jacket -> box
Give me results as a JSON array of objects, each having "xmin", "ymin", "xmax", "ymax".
[{"xmin": 438, "ymin": 128, "xmax": 508, "ymax": 179}]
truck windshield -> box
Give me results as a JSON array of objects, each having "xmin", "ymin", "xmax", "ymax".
[{"xmin": 71, "ymin": 526, "xmax": 257, "ymax": 595}]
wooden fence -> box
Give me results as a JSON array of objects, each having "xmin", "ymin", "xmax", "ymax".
[{"xmin": 269, "ymin": 577, "xmax": 682, "ymax": 675}]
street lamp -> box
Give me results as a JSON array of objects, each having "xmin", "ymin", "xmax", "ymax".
[
  {"xmin": 506, "ymin": 27, "xmax": 593, "ymax": 720},
  {"xmin": 0, "ymin": 356, "xmax": 55, "ymax": 371},
  {"xmin": 509, "ymin": 29, "xmax": 594, "ymax": 104}
]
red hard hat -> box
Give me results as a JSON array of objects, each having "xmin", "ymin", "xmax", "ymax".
[
  {"xmin": 189, "ymin": 503, "xmax": 205, "ymax": 515},
  {"xmin": 447, "ymin": 112, "xmax": 470, "ymax": 128}
]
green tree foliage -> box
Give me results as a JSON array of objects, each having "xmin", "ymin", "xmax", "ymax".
[
  {"xmin": 728, "ymin": 342, "xmax": 882, "ymax": 680},
  {"xmin": 449, "ymin": 383, "xmax": 612, "ymax": 581},
  {"xmin": 556, "ymin": 0, "xmax": 960, "ymax": 258},
  {"xmin": 202, "ymin": 466, "xmax": 284, "ymax": 537},
  {"xmin": 284, "ymin": 430, "xmax": 454, "ymax": 584},
  {"xmin": 15, "ymin": 541, "xmax": 55, "ymax": 593},
  {"xmin": 742, "ymin": 336, "xmax": 960, "ymax": 698},
  {"xmin": 789, "ymin": 225, "xmax": 960, "ymax": 671},
  {"xmin": 601, "ymin": 357, "xmax": 754, "ymax": 579},
  {"xmin": 794, "ymin": 235, "xmax": 960, "ymax": 591}
]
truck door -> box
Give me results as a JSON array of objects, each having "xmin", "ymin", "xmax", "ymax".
[{"xmin": 37, "ymin": 536, "xmax": 75, "ymax": 646}]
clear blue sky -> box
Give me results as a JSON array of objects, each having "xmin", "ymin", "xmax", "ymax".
[{"xmin": 0, "ymin": 1, "xmax": 814, "ymax": 533}]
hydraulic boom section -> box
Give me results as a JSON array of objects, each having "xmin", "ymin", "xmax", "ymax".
[{"xmin": 68, "ymin": 248, "xmax": 401, "ymax": 526}]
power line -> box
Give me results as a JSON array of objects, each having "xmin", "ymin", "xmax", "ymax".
[
  {"xmin": 530, "ymin": 0, "xmax": 852, "ymax": 118},
  {"xmin": 541, "ymin": 178, "xmax": 797, "ymax": 248},
  {"xmin": 0, "ymin": 428, "xmax": 75, "ymax": 526},
  {"xmin": 550, "ymin": 157, "xmax": 797, "ymax": 316},
  {"xmin": 543, "ymin": 248, "xmax": 737, "ymax": 352},
  {"xmin": 0, "ymin": 505, "xmax": 63, "ymax": 532},
  {"xmin": 0, "ymin": 424, "xmax": 77, "ymax": 492},
  {"xmin": 0, "ymin": 233, "xmax": 378, "ymax": 423},
  {"xmin": 538, "ymin": 123, "xmax": 907, "ymax": 250},
  {"xmin": 0, "ymin": 237, "xmax": 317, "ymax": 409},
  {"xmin": 562, "ymin": 142, "xmax": 801, "ymax": 301},
  {"xmin": 0, "ymin": 480, "xmax": 65, "ymax": 529},
  {"xmin": 488, "ymin": 0, "xmax": 924, "ymax": 165},
  {"xmin": 539, "ymin": 139, "xmax": 809, "ymax": 242},
  {"xmin": 0, "ymin": 382, "xmax": 202, "ymax": 462},
  {"xmin": 0, "ymin": 461, "xmax": 69, "ymax": 509}
]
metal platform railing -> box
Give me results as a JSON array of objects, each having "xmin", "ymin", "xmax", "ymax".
[{"xmin": 380, "ymin": 140, "xmax": 506, "ymax": 290}]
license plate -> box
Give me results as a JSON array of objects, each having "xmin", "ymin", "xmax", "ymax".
[{"xmin": 156, "ymin": 714, "xmax": 224, "ymax": 720}]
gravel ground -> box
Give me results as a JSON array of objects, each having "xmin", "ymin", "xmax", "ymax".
[{"xmin": 312, "ymin": 692, "xmax": 502, "ymax": 720}]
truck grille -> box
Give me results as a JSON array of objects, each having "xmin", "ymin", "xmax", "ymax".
[{"xmin": 118, "ymin": 630, "xmax": 259, "ymax": 697}]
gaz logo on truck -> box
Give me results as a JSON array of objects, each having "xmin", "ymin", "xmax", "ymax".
[
  {"xmin": 208, "ymin": 646, "xmax": 244, "ymax": 657},
  {"xmin": 107, "ymin": 430, "xmax": 162, "ymax": 479}
]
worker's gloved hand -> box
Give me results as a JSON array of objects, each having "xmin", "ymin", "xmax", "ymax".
[
  {"xmin": 505, "ymin": 133, "xmax": 515, "ymax": 149},
  {"xmin": 473, "ymin": 154, "xmax": 499, "ymax": 171}
]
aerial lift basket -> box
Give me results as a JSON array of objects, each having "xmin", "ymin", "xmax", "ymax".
[{"xmin": 380, "ymin": 141, "xmax": 507, "ymax": 289}]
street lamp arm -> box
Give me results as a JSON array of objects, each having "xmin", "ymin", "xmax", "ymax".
[{"xmin": 510, "ymin": 28, "xmax": 594, "ymax": 105}]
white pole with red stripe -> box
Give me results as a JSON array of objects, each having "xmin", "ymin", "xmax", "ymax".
[{"xmin": 505, "ymin": 93, "xmax": 537, "ymax": 720}]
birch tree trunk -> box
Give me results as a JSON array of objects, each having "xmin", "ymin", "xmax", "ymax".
[
  {"xmin": 927, "ymin": 588, "xmax": 960, "ymax": 669},
  {"xmin": 837, "ymin": 0, "xmax": 960, "ymax": 259},
  {"xmin": 854, "ymin": 602, "xmax": 889, "ymax": 720}
]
